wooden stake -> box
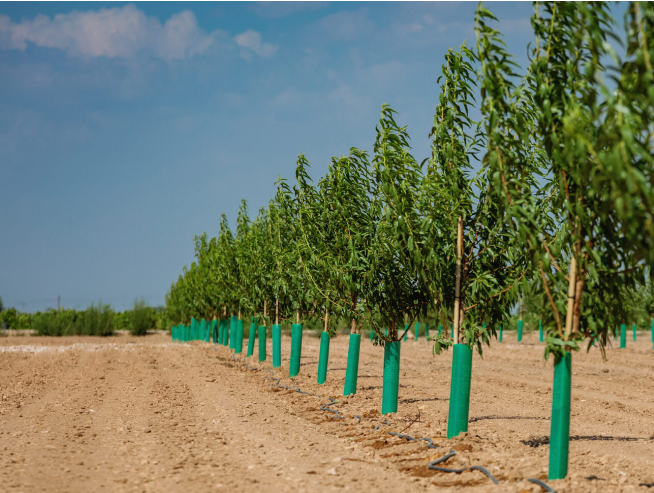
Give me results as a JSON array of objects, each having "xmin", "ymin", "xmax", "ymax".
[
  {"xmin": 453, "ymin": 216, "xmax": 463, "ymax": 344},
  {"xmin": 564, "ymin": 256, "xmax": 577, "ymax": 339}
]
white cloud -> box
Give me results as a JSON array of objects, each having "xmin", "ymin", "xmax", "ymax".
[
  {"xmin": 319, "ymin": 9, "xmax": 374, "ymax": 41},
  {"xmin": 0, "ymin": 5, "xmax": 223, "ymax": 60},
  {"xmin": 249, "ymin": 2, "xmax": 329, "ymax": 19},
  {"xmin": 235, "ymin": 30, "xmax": 278, "ymax": 60}
]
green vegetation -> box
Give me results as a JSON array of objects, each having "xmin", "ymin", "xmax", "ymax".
[
  {"xmin": 0, "ymin": 299, "xmax": 168, "ymax": 336},
  {"xmin": 128, "ymin": 298, "xmax": 157, "ymax": 336}
]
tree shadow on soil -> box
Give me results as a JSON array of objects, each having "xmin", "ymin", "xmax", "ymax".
[
  {"xmin": 357, "ymin": 384, "xmax": 415, "ymax": 391},
  {"xmin": 400, "ymin": 397, "xmax": 444, "ymax": 404},
  {"xmin": 521, "ymin": 435, "xmax": 654, "ymax": 448},
  {"xmin": 469, "ymin": 415, "xmax": 549, "ymax": 423}
]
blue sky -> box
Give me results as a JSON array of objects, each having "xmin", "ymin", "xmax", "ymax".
[{"xmin": 1, "ymin": 1, "xmax": 539, "ymax": 312}]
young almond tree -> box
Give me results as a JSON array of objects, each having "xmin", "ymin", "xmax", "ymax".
[
  {"xmin": 366, "ymin": 105, "xmax": 432, "ymax": 414},
  {"xmin": 480, "ymin": 2, "xmax": 654, "ymax": 480},
  {"xmin": 294, "ymin": 150, "xmax": 373, "ymax": 392},
  {"xmin": 234, "ymin": 200, "xmax": 258, "ymax": 354},
  {"xmin": 412, "ymin": 43, "xmax": 529, "ymax": 439},
  {"xmin": 266, "ymin": 184, "xmax": 314, "ymax": 369},
  {"xmin": 244, "ymin": 208, "xmax": 275, "ymax": 358},
  {"xmin": 212, "ymin": 214, "xmax": 239, "ymax": 348}
]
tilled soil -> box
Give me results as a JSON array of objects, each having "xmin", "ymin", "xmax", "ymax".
[{"xmin": 0, "ymin": 330, "xmax": 653, "ymax": 492}]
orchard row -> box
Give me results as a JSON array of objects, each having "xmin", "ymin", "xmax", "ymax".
[{"xmin": 166, "ymin": 3, "xmax": 654, "ymax": 482}]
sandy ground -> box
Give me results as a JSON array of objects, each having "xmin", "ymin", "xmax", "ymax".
[{"xmin": 0, "ymin": 330, "xmax": 653, "ymax": 492}]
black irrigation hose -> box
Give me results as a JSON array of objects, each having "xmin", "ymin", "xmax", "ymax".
[
  {"xmin": 373, "ymin": 420, "xmax": 391, "ymax": 432},
  {"xmin": 427, "ymin": 450, "xmax": 498, "ymax": 484},
  {"xmin": 420, "ymin": 437, "xmax": 438, "ymax": 449},
  {"xmin": 220, "ymin": 347, "xmax": 556, "ymax": 492},
  {"xmin": 389, "ymin": 432, "xmax": 417, "ymax": 442},
  {"xmin": 528, "ymin": 478, "xmax": 557, "ymax": 493}
]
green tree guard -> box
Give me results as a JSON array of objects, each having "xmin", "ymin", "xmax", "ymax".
[
  {"xmin": 289, "ymin": 324, "xmax": 303, "ymax": 378},
  {"xmin": 229, "ymin": 315, "xmax": 236, "ymax": 350},
  {"xmin": 403, "ymin": 324, "xmax": 408, "ymax": 342},
  {"xmin": 415, "ymin": 322, "xmax": 420, "ymax": 341},
  {"xmin": 258, "ymin": 325, "xmax": 266, "ymax": 362},
  {"xmin": 425, "ymin": 323, "xmax": 430, "ymax": 339},
  {"xmin": 438, "ymin": 324, "xmax": 442, "ymax": 337},
  {"xmin": 518, "ymin": 319, "xmax": 523, "ymax": 342},
  {"xmin": 632, "ymin": 324, "xmax": 636, "ymax": 342},
  {"xmin": 201, "ymin": 319, "xmax": 208, "ymax": 342},
  {"xmin": 651, "ymin": 318, "xmax": 654, "ymax": 350},
  {"xmin": 548, "ymin": 352, "xmax": 572, "ymax": 480},
  {"xmin": 219, "ymin": 319, "xmax": 225, "ymax": 345},
  {"xmin": 499, "ymin": 325, "xmax": 503, "ymax": 342},
  {"xmin": 317, "ymin": 331, "xmax": 330, "ymax": 384},
  {"xmin": 343, "ymin": 333, "xmax": 362, "ymax": 396},
  {"xmin": 224, "ymin": 318, "xmax": 230, "ymax": 346},
  {"xmin": 272, "ymin": 324, "xmax": 281, "ymax": 368},
  {"xmin": 235, "ymin": 318, "xmax": 244, "ymax": 354},
  {"xmin": 447, "ymin": 344, "xmax": 473, "ymax": 439},
  {"xmin": 539, "ymin": 320, "xmax": 543, "ymax": 342},
  {"xmin": 620, "ymin": 323, "xmax": 626, "ymax": 349},
  {"xmin": 191, "ymin": 318, "xmax": 197, "ymax": 340},
  {"xmin": 246, "ymin": 317, "xmax": 257, "ymax": 357},
  {"xmin": 614, "ymin": 326, "xmax": 618, "ymax": 342},
  {"xmin": 382, "ymin": 341, "xmax": 401, "ymax": 414},
  {"xmin": 211, "ymin": 320, "xmax": 218, "ymax": 343},
  {"xmin": 370, "ymin": 329, "xmax": 374, "ymax": 342}
]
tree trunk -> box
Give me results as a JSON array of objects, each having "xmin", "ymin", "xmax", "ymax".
[
  {"xmin": 276, "ymin": 298, "xmax": 279, "ymax": 325},
  {"xmin": 453, "ymin": 216, "xmax": 463, "ymax": 344},
  {"xmin": 323, "ymin": 307, "xmax": 329, "ymax": 332},
  {"xmin": 564, "ymin": 256, "xmax": 577, "ymax": 338}
]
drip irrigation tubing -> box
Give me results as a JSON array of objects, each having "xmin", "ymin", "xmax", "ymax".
[{"xmin": 210, "ymin": 345, "xmax": 556, "ymax": 492}]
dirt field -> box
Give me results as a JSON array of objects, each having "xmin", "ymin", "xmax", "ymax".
[{"xmin": 1, "ymin": 330, "xmax": 653, "ymax": 492}]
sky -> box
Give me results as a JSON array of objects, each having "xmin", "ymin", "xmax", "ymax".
[{"xmin": 0, "ymin": 1, "xmax": 540, "ymax": 312}]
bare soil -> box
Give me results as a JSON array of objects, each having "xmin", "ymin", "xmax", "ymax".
[{"xmin": 1, "ymin": 330, "xmax": 653, "ymax": 492}]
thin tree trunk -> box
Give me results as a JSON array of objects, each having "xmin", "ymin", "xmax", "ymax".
[
  {"xmin": 296, "ymin": 311, "xmax": 299, "ymax": 324},
  {"xmin": 453, "ymin": 216, "xmax": 463, "ymax": 344},
  {"xmin": 564, "ymin": 256, "xmax": 577, "ymax": 339},
  {"xmin": 351, "ymin": 318, "xmax": 357, "ymax": 335},
  {"xmin": 264, "ymin": 300, "xmax": 267, "ymax": 318},
  {"xmin": 572, "ymin": 274, "xmax": 584, "ymax": 335},
  {"xmin": 276, "ymin": 298, "xmax": 279, "ymax": 325},
  {"xmin": 323, "ymin": 307, "xmax": 329, "ymax": 332}
]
